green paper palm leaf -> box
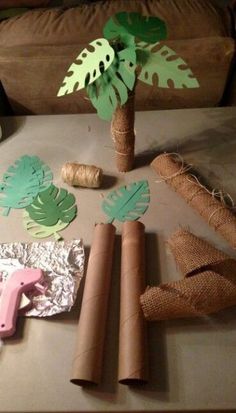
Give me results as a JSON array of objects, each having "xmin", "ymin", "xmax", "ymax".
[
  {"xmin": 102, "ymin": 180, "xmax": 150, "ymax": 223},
  {"xmin": 0, "ymin": 155, "xmax": 52, "ymax": 216},
  {"xmin": 26, "ymin": 184, "xmax": 77, "ymax": 226},
  {"xmin": 86, "ymin": 47, "xmax": 136, "ymax": 121},
  {"xmin": 138, "ymin": 42, "xmax": 199, "ymax": 88},
  {"xmin": 23, "ymin": 210, "xmax": 67, "ymax": 240},
  {"xmin": 57, "ymin": 38, "xmax": 115, "ymax": 96},
  {"xmin": 103, "ymin": 12, "xmax": 167, "ymax": 45}
]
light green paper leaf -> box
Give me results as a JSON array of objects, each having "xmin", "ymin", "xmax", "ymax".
[
  {"xmin": 103, "ymin": 12, "xmax": 167, "ymax": 44},
  {"xmin": 138, "ymin": 43, "xmax": 199, "ymax": 88},
  {"xmin": 26, "ymin": 184, "xmax": 77, "ymax": 226},
  {"xmin": 57, "ymin": 38, "xmax": 115, "ymax": 96},
  {"xmin": 87, "ymin": 48, "xmax": 136, "ymax": 121},
  {"xmin": 102, "ymin": 180, "xmax": 150, "ymax": 223},
  {"xmin": 23, "ymin": 210, "xmax": 67, "ymax": 240},
  {"xmin": 0, "ymin": 155, "xmax": 51, "ymax": 216}
]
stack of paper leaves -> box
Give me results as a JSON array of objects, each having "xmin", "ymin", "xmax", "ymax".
[{"xmin": 0, "ymin": 155, "xmax": 77, "ymax": 240}]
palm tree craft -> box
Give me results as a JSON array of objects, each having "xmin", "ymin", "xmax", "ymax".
[{"xmin": 58, "ymin": 12, "xmax": 199, "ymax": 172}]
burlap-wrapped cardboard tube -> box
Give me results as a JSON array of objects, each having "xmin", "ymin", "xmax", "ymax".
[
  {"xmin": 140, "ymin": 229, "xmax": 236, "ymax": 321},
  {"xmin": 151, "ymin": 153, "xmax": 236, "ymax": 249},
  {"xmin": 71, "ymin": 223, "xmax": 116, "ymax": 386},
  {"xmin": 118, "ymin": 221, "xmax": 148, "ymax": 385},
  {"xmin": 111, "ymin": 91, "xmax": 135, "ymax": 173}
]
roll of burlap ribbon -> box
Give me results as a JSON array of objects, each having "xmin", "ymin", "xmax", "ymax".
[
  {"xmin": 61, "ymin": 162, "xmax": 103, "ymax": 188},
  {"xmin": 140, "ymin": 229, "xmax": 236, "ymax": 321},
  {"xmin": 151, "ymin": 153, "xmax": 236, "ymax": 249}
]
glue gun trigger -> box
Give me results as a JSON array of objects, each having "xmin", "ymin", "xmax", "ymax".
[{"xmin": 34, "ymin": 282, "xmax": 47, "ymax": 295}]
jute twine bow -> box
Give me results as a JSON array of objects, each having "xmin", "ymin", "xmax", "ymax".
[
  {"xmin": 151, "ymin": 153, "xmax": 236, "ymax": 250},
  {"xmin": 140, "ymin": 229, "xmax": 236, "ymax": 321},
  {"xmin": 61, "ymin": 162, "xmax": 103, "ymax": 188}
]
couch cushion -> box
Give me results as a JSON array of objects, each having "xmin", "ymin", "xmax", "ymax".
[
  {"xmin": 0, "ymin": 37, "xmax": 234, "ymax": 115},
  {"xmin": 0, "ymin": 0, "xmax": 233, "ymax": 47},
  {"xmin": 0, "ymin": 1, "xmax": 50, "ymax": 8}
]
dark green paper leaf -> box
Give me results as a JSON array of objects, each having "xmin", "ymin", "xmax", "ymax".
[
  {"xmin": 103, "ymin": 12, "xmax": 167, "ymax": 44},
  {"xmin": 26, "ymin": 184, "xmax": 77, "ymax": 226},
  {"xmin": 102, "ymin": 180, "xmax": 150, "ymax": 223}
]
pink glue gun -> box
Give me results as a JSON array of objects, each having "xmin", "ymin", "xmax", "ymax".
[{"xmin": 0, "ymin": 268, "xmax": 44, "ymax": 338}]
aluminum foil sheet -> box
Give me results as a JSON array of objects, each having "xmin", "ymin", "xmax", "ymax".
[{"xmin": 0, "ymin": 240, "xmax": 84, "ymax": 317}]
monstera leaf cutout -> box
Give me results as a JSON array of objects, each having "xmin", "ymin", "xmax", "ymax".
[
  {"xmin": 87, "ymin": 46, "xmax": 136, "ymax": 120},
  {"xmin": 23, "ymin": 210, "xmax": 68, "ymax": 240},
  {"xmin": 103, "ymin": 12, "xmax": 167, "ymax": 45},
  {"xmin": 138, "ymin": 42, "xmax": 199, "ymax": 88},
  {"xmin": 26, "ymin": 184, "xmax": 77, "ymax": 226},
  {"xmin": 102, "ymin": 180, "xmax": 150, "ymax": 223},
  {"xmin": 57, "ymin": 38, "xmax": 115, "ymax": 96},
  {"xmin": 30, "ymin": 156, "xmax": 53, "ymax": 191},
  {"xmin": 0, "ymin": 155, "xmax": 52, "ymax": 216}
]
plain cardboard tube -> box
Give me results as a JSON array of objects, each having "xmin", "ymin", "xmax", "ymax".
[
  {"xmin": 70, "ymin": 223, "xmax": 116, "ymax": 386},
  {"xmin": 118, "ymin": 221, "xmax": 148, "ymax": 385}
]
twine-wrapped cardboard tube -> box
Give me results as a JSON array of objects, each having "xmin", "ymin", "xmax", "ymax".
[
  {"xmin": 111, "ymin": 92, "xmax": 135, "ymax": 173},
  {"xmin": 70, "ymin": 223, "xmax": 116, "ymax": 386},
  {"xmin": 140, "ymin": 229, "xmax": 236, "ymax": 321},
  {"xmin": 118, "ymin": 221, "xmax": 148, "ymax": 385},
  {"xmin": 151, "ymin": 153, "xmax": 236, "ymax": 249}
]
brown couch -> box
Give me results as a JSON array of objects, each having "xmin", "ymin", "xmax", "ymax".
[{"xmin": 0, "ymin": 0, "xmax": 235, "ymax": 115}]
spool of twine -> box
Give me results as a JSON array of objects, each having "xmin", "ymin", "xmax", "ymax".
[
  {"xmin": 111, "ymin": 91, "xmax": 135, "ymax": 173},
  {"xmin": 61, "ymin": 162, "xmax": 103, "ymax": 188}
]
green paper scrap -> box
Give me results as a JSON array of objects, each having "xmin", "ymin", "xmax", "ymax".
[
  {"xmin": 87, "ymin": 47, "xmax": 136, "ymax": 121},
  {"xmin": 103, "ymin": 12, "xmax": 167, "ymax": 44},
  {"xmin": 23, "ymin": 210, "xmax": 68, "ymax": 241},
  {"xmin": 26, "ymin": 184, "xmax": 77, "ymax": 227},
  {"xmin": 57, "ymin": 38, "xmax": 115, "ymax": 97},
  {"xmin": 138, "ymin": 42, "xmax": 199, "ymax": 88},
  {"xmin": 0, "ymin": 155, "xmax": 53, "ymax": 216},
  {"xmin": 102, "ymin": 180, "xmax": 150, "ymax": 223}
]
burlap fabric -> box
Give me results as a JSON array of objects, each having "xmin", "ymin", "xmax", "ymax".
[
  {"xmin": 151, "ymin": 153, "xmax": 236, "ymax": 249},
  {"xmin": 111, "ymin": 92, "xmax": 135, "ymax": 172},
  {"xmin": 140, "ymin": 229, "xmax": 236, "ymax": 321}
]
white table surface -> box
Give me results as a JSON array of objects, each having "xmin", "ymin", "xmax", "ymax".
[{"xmin": 0, "ymin": 107, "xmax": 236, "ymax": 412}]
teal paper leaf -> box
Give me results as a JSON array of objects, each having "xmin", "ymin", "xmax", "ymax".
[
  {"xmin": 0, "ymin": 155, "xmax": 52, "ymax": 216},
  {"xmin": 138, "ymin": 42, "xmax": 199, "ymax": 88},
  {"xmin": 26, "ymin": 184, "xmax": 77, "ymax": 226},
  {"xmin": 29, "ymin": 156, "xmax": 53, "ymax": 192},
  {"xmin": 103, "ymin": 12, "xmax": 167, "ymax": 44},
  {"xmin": 102, "ymin": 180, "xmax": 150, "ymax": 223},
  {"xmin": 57, "ymin": 38, "xmax": 115, "ymax": 96},
  {"xmin": 23, "ymin": 210, "xmax": 68, "ymax": 240},
  {"xmin": 86, "ymin": 47, "xmax": 136, "ymax": 121}
]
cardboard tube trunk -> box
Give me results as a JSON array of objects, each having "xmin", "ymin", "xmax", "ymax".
[
  {"xmin": 118, "ymin": 221, "xmax": 148, "ymax": 384},
  {"xmin": 71, "ymin": 223, "xmax": 116, "ymax": 386}
]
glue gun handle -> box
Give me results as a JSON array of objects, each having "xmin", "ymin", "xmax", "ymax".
[{"xmin": 0, "ymin": 268, "xmax": 43, "ymax": 338}]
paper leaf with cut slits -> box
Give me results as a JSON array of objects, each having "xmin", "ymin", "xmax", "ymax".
[
  {"xmin": 103, "ymin": 12, "xmax": 167, "ymax": 45},
  {"xmin": 138, "ymin": 42, "xmax": 199, "ymax": 88},
  {"xmin": 86, "ymin": 46, "xmax": 136, "ymax": 120},
  {"xmin": 30, "ymin": 156, "xmax": 53, "ymax": 192},
  {"xmin": 57, "ymin": 38, "xmax": 115, "ymax": 96},
  {"xmin": 0, "ymin": 155, "xmax": 53, "ymax": 216},
  {"xmin": 26, "ymin": 184, "xmax": 77, "ymax": 226},
  {"xmin": 102, "ymin": 180, "xmax": 150, "ymax": 223},
  {"xmin": 23, "ymin": 210, "xmax": 68, "ymax": 240}
]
